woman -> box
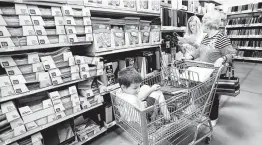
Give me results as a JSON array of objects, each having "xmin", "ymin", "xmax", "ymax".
[
  {"xmin": 177, "ymin": 16, "xmax": 205, "ymax": 57},
  {"xmin": 185, "ymin": 11, "xmax": 236, "ymax": 126}
]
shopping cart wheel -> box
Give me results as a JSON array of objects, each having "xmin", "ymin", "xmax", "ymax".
[{"xmin": 205, "ymin": 136, "xmax": 211, "ymax": 144}]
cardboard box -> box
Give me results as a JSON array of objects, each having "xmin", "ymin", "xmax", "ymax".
[
  {"xmin": 0, "ymin": 85, "xmax": 15, "ymax": 97},
  {"xmin": 0, "ymin": 56, "xmax": 16, "ymax": 68},
  {"xmin": 38, "ymin": 35, "xmax": 50, "ymax": 45},
  {"xmin": 13, "ymin": 84, "xmax": 29, "ymax": 94},
  {"xmin": 47, "ymin": 114, "xmax": 57, "ymax": 123},
  {"xmin": 79, "ymin": 64, "xmax": 89, "ymax": 72},
  {"xmin": 51, "ymin": 76, "xmax": 63, "ymax": 85},
  {"xmin": 52, "ymin": 98, "xmax": 62, "ymax": 106},
  {"xmin": 64, "ymin": 17, "xmax": 76, "ymax": 25},
  {"xmin": 28, "ymin": 5, "xmax": 42, "ymax": 15},
  {"xmin": 15, "ymin": 4, "xmax": 29, "ymax": 15},
  {"xmin": 9, "ymin": 75, "xmax": 27, "ymax": 85},
  {"xmin": 31, "ymin": 16, "xmax": 45, "ymax": 26},
  {"xmin": 40, "ymin": 56, "xmax": 56, "ymax": 70},
  {"xmin": 83, "ymin": 17, "xmax": 91, "ymax": 25},
  {"xmin": 54, "ymin": 103, "xmax": 65, "ymax": 113},
  {"xmin": 19, "ymin": 99, "xmax": 53, "ymax": 117},
  {"xmin": 37, "ymin": 72, "xmax": 52, "ymax": 88},
  {"xmin": 14, "ymin": 125, "xmax": 26, "ymax": 136},
  {"xmin": 67, "ymin": 34, "xmax": 78, "ymax": 43},
  {"xmin": 10, "ymin": 118, "xmax": 24, "ymax": 129},
  {"xmin": 80, "ymin": 95, "xmax": 103, "ymax": 109},
  {"xmin": 34, "ymin": 26, "xmax": 47, "ymax": 35},
  {"xmin": 0, "ymin": 75, "xmax": 12, "ymax": 87},
  {"xmin": 6, "ymin": 110, "xmax": 20, "ymax": 122},
  {"xmin": 85, "ymin": 26, "xmax": 92, "ymax": 33},
  {"xmin": 56, "ymin": 111, "xmax": 66, "ymax": 119},
  {"xmin": 49, "ymin": 91, "xmax": 62, "ymax": 100},
  {"xmin": 79, "ymin": 89, "xmax": 94, "ymax": 98},
  {"xmin": 86, "ymin": 33, "xmax": 93, "ymax": 42},
  {"xmin": 25, "ymin": 121, "xmax": 38, "ymax": 130},
  {"xmin": 65, "ymin": 26, "xmax": 77, "ymax": 34},
  {"xmin": 1, "ymin": 101, "xmax": 16, "ymax": 114},
  {"xmin": 55, "ymin": 17, "xmax": 65, "ymax": 25},
  {"xmin": 62, "ymin": 5, "xmax": 74, "ymax": 16},
  {"xmin": 71, "ymin": 94, "xmax": 80, "ymax": 107},
  {"xmin": 49, "ymin": 68, "xmax": 62, "ymax": 78},
  {"xmin": 80, "ymin": 71, "xmax": 91, "ymax": 79},
  {"xmin": 51, "ymin": 7, "xmax": 63, "ymax": 16},
  {"xmin": 22, "ymin": 107, "xmax": 55, "ymax": 124}
]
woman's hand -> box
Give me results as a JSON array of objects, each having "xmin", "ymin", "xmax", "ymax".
[{"xmin": 214, "ymin": 58, "xmax": 225, "ymax": 67}]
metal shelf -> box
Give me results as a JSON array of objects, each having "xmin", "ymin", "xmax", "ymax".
[
  {"xmin": 228, "ymin": 35, "xmax": 262, "ymax": 39},
  {"xmin": 89, "ymin": 6, "xmax": 160, "ymax": 17},
  {"xmin": 0, "ymin": 42, "xmax": 92, "ymax": 53},
  {"xmin": 234, "ymin": 56, "xmax": 262, "ymax": 61},
  {"xmin": 0, "ymin": 79, "xmax": 86, "ymax": 103},
  {"xmin": 227, "ymin": 24, "xmax": 262, "ymax": 28},
  {"xmin": 2, "ymin": 103, "xmax": 103, "ymax": 145},
  {"xmin": 237, "ymin": 47, "xmax": 262, "ymax": 51},
  {"xmin": 88, "ymin": 44, "xmax": 161, "ymax": 56},
  {"xmin": 161, "ymin": 26, "xmax": 185, "ymax": 33}
]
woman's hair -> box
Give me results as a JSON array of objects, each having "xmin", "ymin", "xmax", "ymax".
[
  {"xmin": 185, "ymin": 16, "xmax": 202, "ymax": 37},
  {"xmin": 202, "ymin": 10, "xmax": 222, "ymax": 30}
]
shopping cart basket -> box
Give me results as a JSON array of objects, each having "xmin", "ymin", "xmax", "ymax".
[{"xmin": 110, "ymin": 60, "xmax": 223, "ymax": 145}]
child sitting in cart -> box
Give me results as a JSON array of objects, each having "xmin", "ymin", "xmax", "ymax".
[{"xmin": 116, "ymin": 67, "xmax": 171, "ymax": 121}]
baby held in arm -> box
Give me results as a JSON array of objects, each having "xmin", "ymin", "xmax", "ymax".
[{"xmin": 116, "ymin": 67, "xmax": 171, "ymax": 120}]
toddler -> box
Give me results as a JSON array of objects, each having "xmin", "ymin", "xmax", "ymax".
[{"xmin": 116, "ymin": 67, "xmax": 171, "ymax": 121}]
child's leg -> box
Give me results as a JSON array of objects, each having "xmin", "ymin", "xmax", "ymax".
[{"xmin": 150, "ymin": 91, "xmax": 171, "ymax": 120}]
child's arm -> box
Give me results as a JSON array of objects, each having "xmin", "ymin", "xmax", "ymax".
[{"xmin": 138, "ymin": 84, "xmax": 161, "ymax": 101}]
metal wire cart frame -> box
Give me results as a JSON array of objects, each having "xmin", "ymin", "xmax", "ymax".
[{"xmin": 110, "ymin": 60, "xmax": 223, "ymax": 145}]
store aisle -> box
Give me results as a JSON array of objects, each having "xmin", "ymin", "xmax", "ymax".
[{"xmin": 88, "ymin": 62, "xmax": 262, "ymax": 145}]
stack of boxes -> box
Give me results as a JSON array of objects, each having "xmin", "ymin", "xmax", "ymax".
[
  {"xmin": 0, "ymin": 4, "xmax": 38, "ymax": 50},
  {"xmin": 150, "ymin": 24, "xmax": 161, "ymax": 44},
  {"xmin": 74, "ymin": 116, "xmax": 101, "ymax": 142},
  {"xmin": 48, "ymin": 86, "xmax": 81, "ymax": 119},
  {"xmin": 17, "ymin": 93, "xmax": 54, "ymax": 131},
  {"xmin": 0, "ymin": 53, "xmax": 51, "ymax": 96},
  {"xmin": 0, "ymin": 101, "xmax": 26, "ymax": 141},
  {"xmin": 11, "ymin": 132, "xmax": 44, "ymax": 145},
  {"xmin": 40, "ymin": 48, "xmax": 80, "ymax": 85},
  {"xmin": 78, "ymin": 77, "xmax": 104, "ymax": 110},
  {"xmin": 62, "ymin": 5, "xmax": 92, "ymax": 43}
]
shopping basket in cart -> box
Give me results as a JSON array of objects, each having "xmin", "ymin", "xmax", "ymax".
[{"xmin": 110, "ymin": 60, "xmax": 224, "ymax": 145}]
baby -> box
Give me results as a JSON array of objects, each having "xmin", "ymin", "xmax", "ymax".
[{"xmin": 116, "ymin": 67, "xmax": 171, "ymax": 120}]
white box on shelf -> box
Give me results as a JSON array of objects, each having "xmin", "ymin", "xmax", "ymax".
[
  {"xmin": 28, "ymin": 5, "xmax": 42, "ymax": 15},
  {"xmin": 31, "ymin": 16, "xmax": 45, "ymax": 26},
  {"xmin": 79, "ymin": 89, "xmax": 94, "ymax": 98},
  {"xmin": 13, "ymin": 84, "xmax": 29, "ymax": 94},
  {"xmin": 47, "ymin": 114, "xmax": 57, "ymax": 123},
  {"xmin": 9, "ymin": 75, "xmax": 27, "ymax": 85},
  {"xmin": 55, "ymin": 17, "xmax": 65, "ymax": 25},
  {"xmin": 64, "ymin": 17, "xmax": 76, "ymax": 25},
  {"xmin": 49, "ymin": 68, "xmax": 62, "ymax": 78},
  {"xmin": 70, "ymin": 65, "xmax": 80, "ymax": 73},
  {"xmin": 54, "ymin": 103, "xmax": 66, "ymax": 113},
  {"xmin": 123, "ymin": 0, "xmax": 136, "ymax": 11},
  {"xmin": 1, "ymin": 101, "xmax": 16, "ymax": 114},
  {"xmin": 31, "ymin": 132, "xmax": 43, "ymax": 144},
  {"xmin": 22, "ymin": 107, "xmax": 55, "ymax": 124},
  {"xmin": 51, "ymin": 76, "xmax": 63, "ymax": 85},
  {"xmin": 83, "ymin": 17, "xmax": 91, "ymax": 25},
  {"xmin": 15, "ymin": 4, "xmax": 29, "ymax": 15},
  {"xmin": 79, "ymin": 64, "xmax": 89, "ymax": 72},
  {"xmin": 14, "ymin": 125, "xmax": 27, "ymax": 137},
  {"xmin": 0, "ymin": 85, "xmax": 15, "ymax": 97},
  {"xmin": 65, "ymin": 26, "xmax": 77, "ymax": 34},
  {"xmin": 85, "ymin": 26, "xmax": 92, "ymax": 33},
  {"xmin": 48, "ymin": 91, "xmax": 62, "ymax": 100},
  {"xmin": 80, "ymin": 71, "xmax": 91, "ymax": 79},
  {"xmin": 86, "ymin": 33, "xmax": 93, "ymax": 42},
  {"xmin": 67, "ymin": 34, "xmax": 78, "ymax": 43},
  {"xmin": 73, "ymin": 105, "xmax": 81, "ymax": 113},
  {"xmin": 62, "ymin": 5, "xmax": 74, "ymax": 16},
  {"xmin": 10, "ymin": 118, "xmax": 24, "ymax": 129},
  {"xmin": 136, "ymin": 0, "xmax": 150, "ymax": 12},
  {"xmin": 34, "ymin": 26, "xmax": 47, "ymax": 36},
  {"xmin": 38, "ymin": 36, "xmax": 51, "ymax": 45},
  {"xmin": 107, "ymin": 0, "xmax": 123, "ymax": 9},
  {"xmin": 56, "ymin": 111, "xmax": 66, "ymax": 119},
  {"xmin": 71, "ymin": 93, "xmax": 80, "ymax": 106},
  {"xmin": 52, "ymin": 98, "xmax": 62, "ymax": 105},
  {"xmin": 52, "ymin": 7, "xmax": 63, "ymax": 16},
  {"xmin": 6, "ymin": 109, "xmax": 20, "ymax": 122},
  {"xmin": 25, "ymin": 121, "xmax": 38, "ymax": 130},
  {"xmin": 0, "ymin": 75, "xmax": 12, "ymax": 88}
]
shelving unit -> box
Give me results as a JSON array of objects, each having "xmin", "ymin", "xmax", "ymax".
[
  {"xmin": 226, "ymin": 3, "xmax": 262, "ymax": 62},
  {"xmin": 2, "ymin": 103, "xmax": 103, "ymax": 145},
  {"xmin": 88, "ymin": 43, "xmax": 161, "ymax": 56},
  {"xmin": 0, "ymin": 0, "xmax": 162, "ymax": 145}
]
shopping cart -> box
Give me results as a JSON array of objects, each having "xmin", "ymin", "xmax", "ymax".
[{"xmin": 110, "ymin": 60, "xmax": 223, "ymax": 145}]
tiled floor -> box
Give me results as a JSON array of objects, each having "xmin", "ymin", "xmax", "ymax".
[{"xmin": 88, "ymin": 62, "xmax": 262, "ymax": 145}]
